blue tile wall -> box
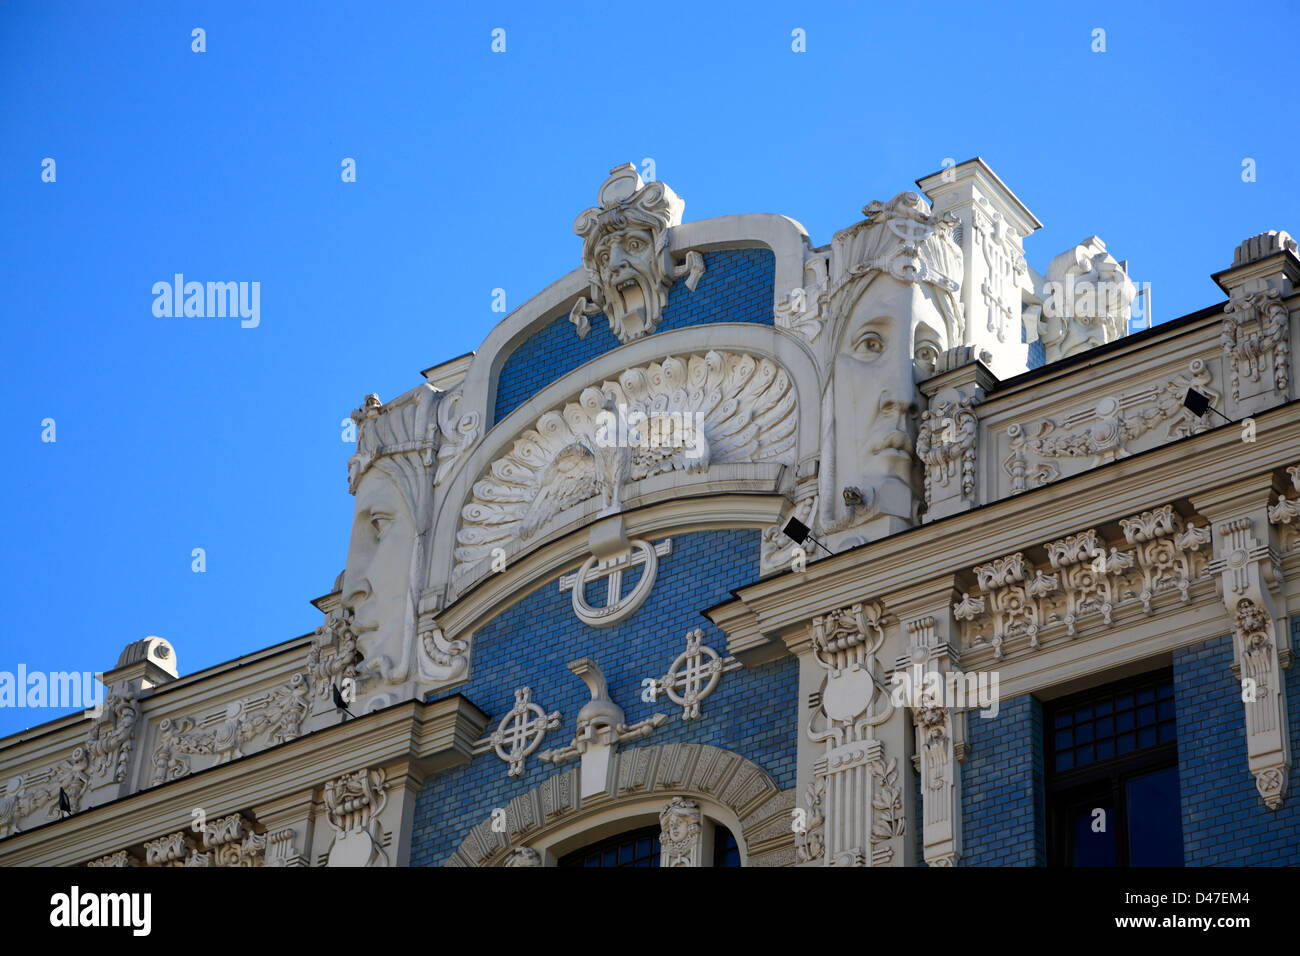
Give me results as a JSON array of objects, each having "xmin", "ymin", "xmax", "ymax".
[
  {"xmin": 492, "ymin": 249, "xmax": 776, "ymax": 425},
  {"xmin": 1173, "ymin": 623, "xmax": 1300, "ymax": 865},
  {"xmin": 960, "ymin": 694, "xmax": 1046, "ymax": 866},
  {"xmin": 410, "ymin": 527, "xmax": 798, "ymax": 866}
]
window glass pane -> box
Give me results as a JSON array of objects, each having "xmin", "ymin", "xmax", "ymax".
[
  {"xmin": 1055, "ymin": 729, "xmax": 1073, "ymax": 750},
  {"xmin": 560, "ymin": 826, "xmax": 662, "ymax": 868},
  {"xmin": 1117, "ymin": 711, "xmax": 1135, "ymax": 733},
  {"xmin": 1072, "ymin": 800, "xmax": 1116, "ymax": 866},
  {"xmin": 713, "ymin": 826, "xmax": 741, "ymax": 868},
  {"xmin": 1075, "ymin": 723, "xmax": 1094, "ymax": 744},
  {"xmin": 1126, "ymin": 766, "xmax": 1183, "ymax": 866},
  {"xmin": 1056, "ymin": 751, "xmax": 1074, "ymax": 772},
  {"xmin": 1117, "ymin": 732, "xmax": 1136, "ymax": 755},
  {"xmin": 1097, "ymin": 739, "xmax": 1114, "ymax": 761}
]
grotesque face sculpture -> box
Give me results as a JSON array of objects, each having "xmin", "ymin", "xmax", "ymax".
[
  {"xmin": 572, "ymin": 164, "xmax": 699, "ymax": 344},
  {"xmin": 823, "ymin": 192, "xmax": 962, "ymax": 539},
  {"xmin": 592, "ymin": 225, "xmax": 659, "ymax": 340}
]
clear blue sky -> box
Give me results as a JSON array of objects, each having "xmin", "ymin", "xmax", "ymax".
[{"xmin": 2, "ymin": 1, "xmax": 1297, "ymax": 736}]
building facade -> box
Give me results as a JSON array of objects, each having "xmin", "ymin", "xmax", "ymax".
[{"xmin": 3, "ymin": 158, "xmax": 1299, "ymax": 867}]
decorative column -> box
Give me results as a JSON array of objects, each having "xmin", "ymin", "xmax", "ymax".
[
  {"xmin": 900, "ymin": 616, "xmax": 965, "ymax": 866},
  {"xmin": 323, "ymin": 767, "xmax": 390, "ymax": 866},
  {"xmin": 801, "ymin": 602, "xmax": 901, "ymax": 866},
  {"xmin": 1196, "ymin": 476, "xmax": 1292, "ymax": 810}
]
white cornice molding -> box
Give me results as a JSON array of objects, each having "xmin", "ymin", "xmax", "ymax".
[
  {"xmin": 707, "ymin": 402, "xmax": 1300, "ymax": 664},
  {"xmin": 0, "ymin": 695, "xmax": 487, "ymax": 867}
]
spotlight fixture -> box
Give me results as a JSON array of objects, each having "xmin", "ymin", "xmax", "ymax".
[
  {"xmin": 782, "ymin": 517, "xmax": 834, "ymax": 557},
  {"xmin": 332, "ymin": 683, "xmax": 354, "ymax": 721},
  {"xmin": 1183, "ymin": 388, "xmax": 1232, "ymax": 424}
]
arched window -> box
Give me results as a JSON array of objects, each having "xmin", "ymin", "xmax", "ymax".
[
  {"xmin": 557, "ymin": 825, "xmax": 661, "ymax": 868},
  {"xmin": 554, "ymin": 817, "xmax": 742, "ymax": 867}
]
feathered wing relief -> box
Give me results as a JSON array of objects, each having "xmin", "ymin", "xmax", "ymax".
[{"xmin": 453, "ymin": 350, "xmax": 797, "ymax": 580}]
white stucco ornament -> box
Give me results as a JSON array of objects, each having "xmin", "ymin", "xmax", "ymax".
[
  {"xmin": 454, "ymin": 350, "xmax": 795, "ymax": 583},
  {"xmin": 1032, "ymin": 237, "xmax": 1136, "ymax": 362},
  {"xmin": 571, "ymin": 163, "xmax": 705, "ymax": 344}
]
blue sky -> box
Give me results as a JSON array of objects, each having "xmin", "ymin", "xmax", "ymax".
[{"xmin": 1, "ymin": 0, "xmax": 1297, "ymax": 736}]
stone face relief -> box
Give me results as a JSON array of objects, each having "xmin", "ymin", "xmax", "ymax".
[
  {"xmin": 340, "ymin": 385, "xmax": 463, "ymax": 709},
  {"xmin": 343, "ymin": 463, "xmax": 420, "ymax": 698},
  {"xmin": 820, "ymin": 192, "xmax": 962, "ymax": 539},
  {"xmin": 570, "ymin": 163, "xmax": 704, "ymax": 344}
]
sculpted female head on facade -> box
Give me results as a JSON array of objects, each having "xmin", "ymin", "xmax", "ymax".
[
  {"xmin": 340, "ymin": 386, "xmax": 446, "ymax": 709},
  {"xmin": 820, "ymin": 191, "xmax": 963, "ymax": 542}
]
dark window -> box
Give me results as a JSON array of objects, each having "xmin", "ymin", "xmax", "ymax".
[
  {"xmin": 1046, "ymin": 670, "xmax": 1183, "ymax": 867},
  {"xmin": 713, "ymin": 826, "xmax": 741, "ymax": 867},
  {"xmin": 557, "ymin": 826, "xmax": 660, "ymax": 868}
]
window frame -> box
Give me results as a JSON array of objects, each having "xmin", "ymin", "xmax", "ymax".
[{"xmin": 1044, "ymin": 668, "xmax": 1183, "ymax": 867}]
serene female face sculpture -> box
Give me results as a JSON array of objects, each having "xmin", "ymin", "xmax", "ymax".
[
  {"xmin": 832, "ymin": 278, "xmax": 949, "ymax": 512},
  {"xmin": 342, "ymin": 462, "xmax": 419, "ymax": 681},
  {"xmin": 338, "ymin": 386, "xmax": 440, "ymax": 709},
  {"xmin": 822, "ymin": 192, "xmax": 961, "ymax": 541}
]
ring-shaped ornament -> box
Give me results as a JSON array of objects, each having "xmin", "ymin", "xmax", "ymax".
[{"xmin": 570, "ymin": 538, "xmax": 659, "ymax": 627}]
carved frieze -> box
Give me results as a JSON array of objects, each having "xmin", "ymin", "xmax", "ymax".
[
  {"xmin": 150, "ymin": 674, "xmax": 311, "ymax": 783},
  {"xmin": 1120, "ymin": 505, "xmax": 1212, "ymax": 613},
  {"xmin": 1045, "ymin": 529, "xmax": 1134, "ymax": 635},
  {"xmin": 955, "ymin": 553, "xmax": 1059, "ymax": 659},
  {"xmin": 955, "ymin": 504, "xmax": 1212, "ymax": 658},
  {"xmin": 1002, "ymin": 360, "xmax": 1217, "ymax": 492}
]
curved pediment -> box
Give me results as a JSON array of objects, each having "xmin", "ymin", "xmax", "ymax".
[{"xmin": 451, "ymin": 348, "xmax": 804, "ymax": 588}]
